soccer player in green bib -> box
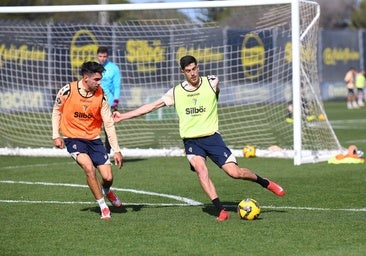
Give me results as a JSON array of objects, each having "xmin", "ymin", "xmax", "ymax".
[{"xmin": 113, "ymin": 55, "xmax": 285, "ymax": 221}]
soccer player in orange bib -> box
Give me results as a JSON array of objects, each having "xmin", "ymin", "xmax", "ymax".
[{"xmin": 52, "ymin": 61, "xmax": 123, "ymax": 220}]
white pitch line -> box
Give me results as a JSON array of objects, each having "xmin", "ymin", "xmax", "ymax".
[
  {"xmin": 0, "ymin": 162, "xmax": 75, "ymax": 170},
  {"xmin": 0, "ymin": 199, "xmax": 195, "ymax": 207},
  {"xmin": 223, "ymin": 205, "xmax": 366, "ymax": 213},
  {"xmin": 0, "ymin": 180, "xmax": 203, "ymax": 206},
  {"xmin": 331, "ymin": 119, "xmax": 366, "ymax": 124},
  {"xmin": 1, "ymin": 180, "xmax": 365, "ymax": 212},
  {"xmin": 330, "ymin": 119, "xmax": 366, "ymax": 130},
  {"xmin": 260, "ymin": 205, "xmax": 366, "ymax": 212},
  {"xmin": 1, "ymin": 199, "xmax": 365, "ymax": 212},
  {"xmin": 0, "ymin": 199, "xmax": 95, "ymax": 205}
]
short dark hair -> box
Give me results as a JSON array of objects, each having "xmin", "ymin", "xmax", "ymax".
[
  {"xmin": 80, "ymin": 61, "xmax": 105, "ymax": 76},
  {"xmin": 97, "ymin": 46, "xmax": 109, "ymax": 55},
  {"xmin": 180, "ymin": 55, "xmax": 197, "ymax": 70}
]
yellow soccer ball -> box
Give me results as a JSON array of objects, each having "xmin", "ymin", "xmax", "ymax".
[
  {"xmin": 243, "ymin": 145, "xmax": 256, "ymax": 158},
  {"xmin": 318, "ymin": 114, "xmax": 326, "ymax": 121},
  {"xmin": 237, "ymin": 198, "xmax": 261, "ymax": 220}
]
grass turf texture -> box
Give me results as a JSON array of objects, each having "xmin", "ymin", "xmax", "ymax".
[{"xmin": 1, "ymin": 101, "xmax": 366, "ymax": 255}]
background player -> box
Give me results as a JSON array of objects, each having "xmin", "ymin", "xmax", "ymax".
[{"xmin": 96, "ymin": 46, "xmax": 122, "ymax": 154}]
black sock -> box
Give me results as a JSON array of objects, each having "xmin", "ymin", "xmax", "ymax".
[
  {"xmin": 255, "ymin": 175, "xmax": 269, "ymax": 188},
  {"xmin": 212, "ymin": 197, "xmax": 224, "ymax": 212}
]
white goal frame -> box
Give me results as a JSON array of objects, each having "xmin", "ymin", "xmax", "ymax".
[{"xmin": 0, "ymin": 0, "xmax": 341, "ymax": 165}]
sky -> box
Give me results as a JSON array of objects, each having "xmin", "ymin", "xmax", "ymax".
[
  {"xmin": 130, "ymin": 0, "xmax": 199, "ymax": 2},
  {"xmin": 129, "ymin": 0, "xmax": 201, "ymax": 21}
]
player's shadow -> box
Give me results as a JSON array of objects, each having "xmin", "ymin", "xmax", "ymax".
[
  {"xmin": 81, "ymin": 204, "xmax": 147, "ymax": 215},
  {"xmin": 201, "ymin": 201, "xmax": 287, "ymax": 219},
  {"xmin": 81, "ymin": 206, "xmax": 128, "ymax": 215},
  {"xmin": 201, "ymin": 202, "xmax": 237, "ymax": 217}
]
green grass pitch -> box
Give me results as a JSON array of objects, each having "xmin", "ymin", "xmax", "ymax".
[{"xmin": 0, "ymin": 101, "xmax": 365, "ymax": 255}]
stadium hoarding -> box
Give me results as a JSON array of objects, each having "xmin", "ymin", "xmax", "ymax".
[
  {"xmin": 318, "ymin": 29, "xmax": 362, "ymax": 100},
  {"xmin": 0, "ymin": 88, "xmax": 50, "ymax": 113},
  {"xmin": 320, "ymin": 29, "xmax": 360, "ymax": 82},
  {"xmin": 0, "ymin": 21, "xmax": 365, "ymax": 113}
]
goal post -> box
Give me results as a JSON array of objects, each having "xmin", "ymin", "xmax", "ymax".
[
  {"xmin": 292, "ymin": 0, "xmax": 302, "ymax": 165},
  {"xmin": 0, "ymin": 0, "xmax": 342, "ymax": 165}
]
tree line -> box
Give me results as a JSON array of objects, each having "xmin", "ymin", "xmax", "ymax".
[{"xmin": 1, "ymin": 0, "xmax": 366, "ymax": 29}]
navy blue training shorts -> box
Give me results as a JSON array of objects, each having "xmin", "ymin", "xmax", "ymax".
[
  {"xmin": 64, "ymin": 138, "xmax": 110, "ymax": 166},
  {"xmin": 183, "ymin": 132, "xmax": 237, "ymax": 171}
]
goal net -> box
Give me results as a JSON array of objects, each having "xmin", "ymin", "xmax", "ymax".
[{"xmin": 0, "ymin": 0, "xmax": 342, "ymax": 164}]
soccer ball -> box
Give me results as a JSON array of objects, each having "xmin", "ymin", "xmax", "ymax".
[
  {"xmin": 243, "ymin": 145, "xmax": 256, "ymax": 158},
  {"xmin": 237, "ymin": 198, "xmax": 261, "ymax": 220},
  {"xmin": 318, "ymin": 114, "xmax": 325, "ymax": 121}
]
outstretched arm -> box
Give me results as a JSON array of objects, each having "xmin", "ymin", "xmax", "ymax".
[{"xmin": 113, "ymin": 98, "xmax": 166, "ymax": 123}]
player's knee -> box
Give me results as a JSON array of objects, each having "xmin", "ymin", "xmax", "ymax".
[
  {"xmin": 223, "ymin": 163, "xmax": 242, "ymax": 178},
  {"xmin": 195, "ymin": 167, "xmax": 208, "ymax": 178},
  {"xmin": 103, "ymin": 174, "xmax": 113, "ymax": 182},
  {"xmin": 83, "ymin": 167, "xmax": 96, "ymax": 179}
]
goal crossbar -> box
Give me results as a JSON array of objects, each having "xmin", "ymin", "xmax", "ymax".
[{"xmin": 0, "ymin": 0, "xmax": 293, "ymax": 13}]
